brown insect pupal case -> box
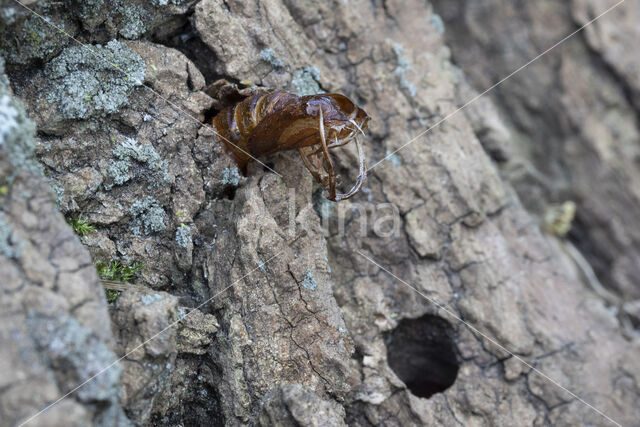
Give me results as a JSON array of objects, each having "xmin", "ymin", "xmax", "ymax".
[{"xmin": 210, "ymin": 84, "xmax": 370, "ymax": 202}]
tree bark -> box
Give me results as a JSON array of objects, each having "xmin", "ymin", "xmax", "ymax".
[{"xmin": 1, "ymin": 0, "xmax": 639, "ymax": 425}]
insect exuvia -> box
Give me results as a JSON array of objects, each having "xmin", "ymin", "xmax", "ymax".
[{"xmin": 211, "ymin": 88, "xmax": 370, "ymax": 202}]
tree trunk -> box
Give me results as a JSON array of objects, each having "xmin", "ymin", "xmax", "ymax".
[{"xmin": 1, "ymin": 0, "xmax": 639, "ymax": 425}]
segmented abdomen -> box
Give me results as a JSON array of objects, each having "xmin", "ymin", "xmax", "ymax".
[{"xmin": 211, "ymin": 90, "xmax": 294, "ymax": 170}]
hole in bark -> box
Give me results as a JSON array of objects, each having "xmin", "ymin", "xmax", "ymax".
[
  {"xmin": 153, "ymin": 14, "xmax": 228, "ymax": 85},
  {"xmin": 220, "ymin": 185, "xmax": 236, "ymax": 201},
  {"xmin": 385, "ymin": 314, "xmax": 459, "ymax": 398}
]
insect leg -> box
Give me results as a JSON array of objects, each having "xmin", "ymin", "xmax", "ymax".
[
  {"xmin": 310, "ymin": 136, "xmax": 352, "ymax": 156},
  {"xmin": 318, "ymin": 108, "xmax": 337, "ymax": 201},
  {"xmin": 298, "ymin": 147, "xmax": 323, "ymax": 184},
  {"xmin": 309, "ymin": 123, "xmax": 361, "ymax": 156}
]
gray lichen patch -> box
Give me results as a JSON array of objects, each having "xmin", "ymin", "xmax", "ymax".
[
  {"xmin": 151, "ymin": 0, "xmax": 187, "ymax": 5},
  {"xmin": 175, "ymin": 224, "xmax": 192, "ymax": 248},
  {"xmin": 385, "ymin": 149, "xmax": 403, "ymax": 167},
  {"xmin": 106, "ymin": 137, "xmax": 169, "ymax": 190},
  {"xmin": 44, "ymin": 39, "xmax": 146, "ymax": 120},
  {"xmin": 118, "ymin": 4, "xmax": 150, "ymax": 39},
  {"xmin": 221, "ymin": 167, "xmax": 242, "ymax": 186},
  {"xmin": 0, "ymin": 213, "xmax": 22, "ymax": 259},
  {"xmin": 430, "ymin": 14, "xmax": 445, "ymax": 35},
  {"xmin": 76, "ymin": 0, "xmax": 106, "ymax": 20},
  {"xmin": 0, "ymin": 6, "xmax": 17, "ymax": 25},
  {"xmin": 141, "ymin": 293, "xmax": 165, "ymax": 306},
  {"xmin": 0, "ymin": 12, "xmax": 75, "ymax": 67},
  {"xmin": 291, "ymin": 66, "xmax": 323, "ymax": 96},
  {"xmin": 70, "ymin": 0, "xmax": 191, "ymax": 38},
  {"xmin": 0, "ymin": 94, "xmax": 18, "ymax": 143},
  {"xmin": 0, "ymin": 58, "xmax": 40, "ymax": 180},
  {"xmin": 29, "ymin": 316, "xmax": 122, "ymax": 402},
  {"xmin": 392, "ymin": 43, "xmax": 417, "ymax": 98},
  {"xmin": 107, "ymin": 160, "xmax": 132, "ymax": 187},
  {"xmin": 300, "ymin": 269, "xmax": 318, "ymax": 291},
  {"xmin": 129, "ymin": 196, "xmax": 167, "ymax": 236},
  {"xmin": 259, "ymin": 48, "xmax": 284, "ymax": 69},
  {"xmin": 312, "ymin": 189, "xmax": 334, "ymax": 219}
]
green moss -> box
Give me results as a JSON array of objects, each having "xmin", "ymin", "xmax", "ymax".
[
  {"xmin": 97, "ymin": 260, "xmax": 143, "ymax": 282},
  {"xmin": 26, "ymin": 30, "xmax": 42, "ymax": 46},
  {"xmin": 105, "ymin": 289, "xmax": 121, "ymax": 304},
  {"xmin": 98, "ymin": 259, "xmax": 142, "ymax": 304},
  {"xmin": 543, "ymin": 201, "xmax": 577, "ymax": 237},
  {"xmin": 67, "ymin": 215, "xmax": 96, "ymax": 236}
]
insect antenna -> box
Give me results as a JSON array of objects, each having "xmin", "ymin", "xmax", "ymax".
[
  {"xmin": 349, "ymin": 119, "xmax": 367, "ymax": 136},
  {"xmin": 303, "ymin": 118, "xmax": 368, "ymax": 201},
  {"xmin": 334, "ymin": 135, "xmax": 366, "ymax": 201}
]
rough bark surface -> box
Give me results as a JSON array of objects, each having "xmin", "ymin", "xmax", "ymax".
[
  {"xmin": 433, "ymin": 0, "xmax": 640, "ymax": 302},
  {"xmin": 0, "ymin": 57, "xmax": 129, "ymax": 426},
  {"xmin": 1, "ymin": 0, "xmax": 639, "ymax": 426}
]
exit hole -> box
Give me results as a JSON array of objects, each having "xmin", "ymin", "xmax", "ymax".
[{"xmin": 385, "ymin": 314, "xmax": 460, "ymax": 398}]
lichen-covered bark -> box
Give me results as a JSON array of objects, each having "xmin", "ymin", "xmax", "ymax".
[
  {"xmin": 0, "ymin": 57, "xmax": 129, "ymax": 426},
  {"xmin": 1, "ymin": 0, "xmax": 639, "ymax": 426}
]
